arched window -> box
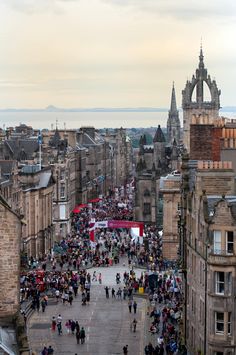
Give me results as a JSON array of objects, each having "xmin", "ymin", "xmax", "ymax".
[
  {"xmin": 191, "ymin": 85, "xmax": 197, "ymax": 102},
  {"xmin": 203, "ymin": 81, "xmax": 211, "ymax": 102}
]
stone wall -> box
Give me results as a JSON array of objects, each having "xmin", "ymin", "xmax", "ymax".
[
  {"xmin": 190, "ymin": 124, "xmax": 213, "ymax": 160},
  {"xmin": 195, "ymin": 168, "xmax": 235, "ymax": 196},
  {"xmin": 0, "ymin": 201, "xmax": 21, "ymax": 317},
  {"xmin": 212, "ymin": 127, "xmax": 222, "ymax": 161},
  {"xmin": 161, "ymin": 176, "xmax": 180, "ymax": 260}
]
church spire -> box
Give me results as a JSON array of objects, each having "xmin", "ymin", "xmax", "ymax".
[
  {"xmin": 167, "ymin": 83, "xmax": 180, "ymax": 145},
  {"xmin": 170, "ymin": 82, "xmax": 177, "ymax": 112},
  {"xmin": 199, "ymin": 45, "xmax": 204, "ymax": 69}
]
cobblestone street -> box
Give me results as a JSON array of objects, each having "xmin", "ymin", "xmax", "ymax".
[{"xmin": 27, "ymin": 261, "xmax": 147, "ymax": 355}]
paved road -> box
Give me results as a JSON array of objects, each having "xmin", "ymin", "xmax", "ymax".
[{"xmin": 28, "ymin": 258, "xmax": 147, "ymax": 355}]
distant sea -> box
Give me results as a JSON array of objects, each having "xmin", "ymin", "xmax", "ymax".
[{"xmin": 0, "ymin": 110, "xmax": 236, "ymax": 130}]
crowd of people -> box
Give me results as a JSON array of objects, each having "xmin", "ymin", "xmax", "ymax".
[
  {"xmin": 144, "ymin": 271, "xmax": 183, "ymax": 354},
  {"xmin": 19, "ymin": 184, "xmax": 183, "ymax": 355}
]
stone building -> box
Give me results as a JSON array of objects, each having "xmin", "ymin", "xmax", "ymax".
[
  {"xmin": 134, "ymin": 87, "xmax": 181, "ymax": 225},
  {"xmin": 160, "ymin": 172, "xmax": 181, "ymax": 260},
  {"xmin": 0, "ymin": 195, "xmax": 30, "ymax": 354},
  {"xmin": 19, "ymin": 165, "xmax": 55, "ymax": 259},
  {"xmin": 182, "ymin": 48, "xmax": 221, "ymax": 151},
  {"xmin": 76, "ymin": 126, "xmax": 108, "ymax": 200},
  {"xmin": 178, "ymin": 49, "xmax": 236, "ymax": 354},
  {"xmin": 0, "ymin": 133, "xmax": 39, "ymax": 162},
  {"xmin": 0, "ymin": 160, "xmax": 22, "ymax": 215},
  {"xmin": 180, "ymin": 159, "xmax": 236, "ymax": 355},
  {"xmin": 52, "ymin": 153, "xmax": 76, "ymax": 241},
  {"xmin": 189, "ymin": 115, "xmax": 236, "ymax": 163},
  {"xmin": 0, "ymin": 195, "xmax": 21, "ymax": 318},
  {"xmin": 75, "ymin": 146, "xmax": 88, "ymax": 204},
  {"xmin": 43, "ymin": 128, "xmax": 77, "ymax": 240},
  {"xmin": 134, "ymin": 168, "xmax": 159, "ymax": 223},
  {"xmin": 220, "ymin": 124, "xmax": 236, "ymax": 173},
  {"xmin": 103, "ymin": 128, "xmax": 133, "ymax": 189}
]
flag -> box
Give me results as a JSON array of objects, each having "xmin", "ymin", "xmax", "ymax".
[
  {"xmin": 89, "ymin": 218, "xmax": 96, "ymax": 242},
  {"xmin": 38, "ymin": 130, "xmax": 42, "ymax": 145}
]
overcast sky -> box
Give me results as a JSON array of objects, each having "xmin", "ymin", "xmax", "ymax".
[{"xmin": 0, "ymin": 0, "xmax": 236, "ymax": 108}]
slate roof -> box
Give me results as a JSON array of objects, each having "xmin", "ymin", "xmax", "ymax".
[
  {"xmin": 22, "ymin": 171, "xmax": 54, "ymax": 192},
  {"xmin": 5, "ymin": 139, "xmax": 38, "ymax": 160},
  {"xmin": 0, "ymin": 326, "xmax": 18, "ymax": 355},
  {"xmin": 153, "ymin": 125, "xmax": 166, "ymax": 143},
  {"xmin": 82, "ymin": 133, "xmax": 97, "ymax": 145},
  {"xmin": 0, "ymin": 160, "xmax": 15, "ymax": 175}
]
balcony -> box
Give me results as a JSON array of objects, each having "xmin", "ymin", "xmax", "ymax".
[{"xmin": 208, "ymin": 249, "xmax": 236, "ymax": 265}]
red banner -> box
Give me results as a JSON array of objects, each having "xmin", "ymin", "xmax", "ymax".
[
  {"xmin": 89, "ymin": 219, "xmax": 144, "ymax": 241},
  {"xmin": 108, "ymin": 220, "xmax": 143, "ymax": 236}
]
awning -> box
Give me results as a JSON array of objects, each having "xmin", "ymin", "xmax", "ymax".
[
  {"xmin": 73, "ymin": 204, "xmax": 88, "ymax": 213},
  {"xmin": 78, "ymin": 204, "xmax": 88, "ymax": 208},
  {"xmin": 89, "ymin": 198, "xmax": 101, "ymax": 203},
  {"xmin": 72, "ymin": 207, "xmax": 81, "ymax": 213}
]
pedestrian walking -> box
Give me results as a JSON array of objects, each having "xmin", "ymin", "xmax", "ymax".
[
  {"xmin": 41, "ymin": 346, "xmax": 48, "ymax": 355},
  {"xmin": 104, "ymin": 286, "xmax": 110, "ymax": 298},
  {"xmin": 86, "ymin": 290, "xmax": 90, "ymax": 303},
  {"xmin": 82, "ymin": 292, "xmax": 86, "ymax": 305},
  {"xmin": 128, "ymin": 300, "xmax": 132, "ymax": 313},
  {"xmin": 64, "ymin": 292, "xmax": 69, "ymax": 304},
  {"xmin": 98, "ymin": 272, "xmax": 102, "ymax": 284},
  {"xmin": 57, "ymin": 322, "xmax": 62, "ymax": 335},
  {"xmin": 57, "ymin": 314, "xmax": 62, "ymax": 335},
  {"xmin": 55, "ymin": 289, "xmax": 60, "ymax": 302},
  {"xmin": 133, "ymin": 300, "xmax": 137, "ymax": 314},
  {"xmin": 144, "ymin": 342, "xmax": 154, "ymax": 355},
  {"xmin": 92, "ymin": 271, "xmax": 97, "ymax": 281},
  {"xmin": 65, "ymin": 320, "xmax": 71, "ymax": 334},
  {"xmin": 80, "ymin": 327, "xmax": 86, "ymax": 344},
  {"xmin": 43, "ymin": 295, "xmax": 48, "ymax": 306},
  {"xmin": 47, "ymin": 345, "xmax": 54, "ymax": 354},
  {"xmin": 76, "ymin": 329, "xmax": 80, "ymax": 344},
  {"xmin": 51, "ymin": 316, "xmax": 56, "ymax": 332},
  {"xmin": 73, "ymin": 284, "xmax": 78, "ymax": 297},
  {"xmin": 41, "ymin": 299, "xmax": 46, "ymax": 313},
  {"xmin": 132, "ymin": 318, "xmax": 137, "ymax": 332},
  {"xmin": 112, "ymin": 288, "xmax": 116, "ymax": 298},
  {"xmin": 123, "ymin": 345, "xmax": 128, "ymax": 354},
  {"xmin": 71, "ymin": 320, "xmax": 76, "ymax": 335},
  {"xmin": 69, "ymin": 293, "xmax": 73, "ymax": 306},
  {"xmin": 75, "ymin": 321, "xmax": 80, "ymax": 333},
  {"xmin": 123, "ymin": 287, "xmax": 127, "ymax": 300},
  {"xmin": 117, "ymin": 288, "xmax": 122, "ymax": 299}
]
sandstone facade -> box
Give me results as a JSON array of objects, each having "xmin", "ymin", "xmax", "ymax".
[{"xmin": 0, "ymin": 196, "xmax": 21, "ymax": 317}]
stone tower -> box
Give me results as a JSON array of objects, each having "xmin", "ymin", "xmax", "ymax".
[
  {"xmin": 182, "ymin": 48, "xmax": 221, "ymax": 150},
  {"xmin": 153, "ymin": 125, "xmax": 166, "ymax": 171},
  {"xmin": 167, "ymin": 83, "xmax": 180, "ymax": 144}
]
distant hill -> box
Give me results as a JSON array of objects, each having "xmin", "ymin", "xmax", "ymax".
[
  {"xmin": 0, "ymin": 106, "xmax": 169, "ymax": 113},
  {"xmin": 0, "ymin": 106, "xmax": 236, "ymax": 112}
]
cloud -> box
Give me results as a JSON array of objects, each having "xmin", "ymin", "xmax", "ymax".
[
  {"xmin": 2, "ymin": 0, "xmax": 79, "ymax": 14},
  {"xmin": 0, "ymin": 80, "xmax": 37, "ymax": 88},
  {"xmin": 103, "ymin": 0, "xmax": 236, "ymax": 21}
]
